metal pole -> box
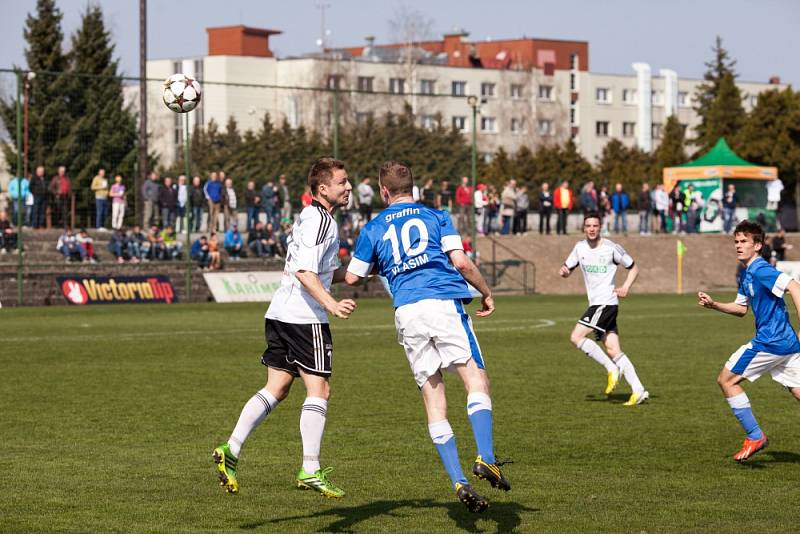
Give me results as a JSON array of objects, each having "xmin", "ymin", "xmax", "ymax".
[
  {"xmin": 23, "ymin": 75, "xmax": 29, "ymax": 179},
  {"xmin": 15, "ymin": 71, "xmax": 24, "ymax": 306},
  {"xmin": 137, "ymin": 0, "xmax": 147, "ymax": 228},
  {"xmin": 470, "ymin": 103, "xmax": 478, "ymax": 261},
  {"xmin": 184, "ymin": 112, "xmax": 192, "ymax": 302},
  {"xmin": 332, "ymin": 89, "xmax": 339, "ymax": 159}
]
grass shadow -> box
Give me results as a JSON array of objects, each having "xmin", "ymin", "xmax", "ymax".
[
  {"xmin": 584, "ymin": 393, "xmax": 629, "ymax": 402},
  {"xmin": 241, "ymin": 498, "xmax": 540, "ymax": 533},
  {"xmin": 740, "ymin": 450, "xmax": 800, "ymax": 469}
]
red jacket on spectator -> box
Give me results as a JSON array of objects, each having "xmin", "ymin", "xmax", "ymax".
[
  {"xmin": 554, "ymin": 185, "xmax": 574, "ymax": 210},
  {"xmin": 455, "ymin": 185, "xmax": 473, "ymax": 206}
]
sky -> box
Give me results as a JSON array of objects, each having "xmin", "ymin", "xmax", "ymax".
[{"xmin": 0, "ymin": 0, "xmax": 798, "ymax": 85}]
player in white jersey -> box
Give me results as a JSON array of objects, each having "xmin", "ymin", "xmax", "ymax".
[
  {"xmin": 559, "ymin": 212, "xmax": 649, "ymax": 405},
  {"xmin": 213, "ymin": 158, "xmax": 356, "ymax": 498}
]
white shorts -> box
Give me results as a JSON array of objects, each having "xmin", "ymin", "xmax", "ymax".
[
  {"xmin": 725, "ymin": 343, "xmax": 800, "ymax": 388},
  {"xmin": 394, "ymin": 298, "xmax": 484, "ymax": 387}
]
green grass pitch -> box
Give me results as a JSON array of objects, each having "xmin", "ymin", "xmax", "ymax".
[{"xmin": 2, "ymin": 295, "xmax": 800, "ymax": 532}]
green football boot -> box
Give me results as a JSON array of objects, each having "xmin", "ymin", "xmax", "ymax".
[
  {"xmin": 212, "ymin": 443, "xmax": 239, "ymax": 494},
  {"xmin": 295, "ymin": 467, "xmax": 345, "ymax": 498}
]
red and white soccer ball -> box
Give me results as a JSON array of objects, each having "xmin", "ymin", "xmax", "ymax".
[{"xmin": 162, "ymin": 73, "xmax": 201, "ymax": 113}]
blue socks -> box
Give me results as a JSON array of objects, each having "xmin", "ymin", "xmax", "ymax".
[
  {"xmin": 727, "ymin": 392, "xmax": 764, "ymax": 440},
  {"xmin": 467, "ymin": 392, "xmax": 495, "ymax": 464},
  {"xmin": 428, "ymin": 420, "xmax": 467, "ymax": 487}
]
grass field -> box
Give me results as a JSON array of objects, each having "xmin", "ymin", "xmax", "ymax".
[{"xmin": 3, "ymin": 294, "xmax": 800, "ymax": 533}]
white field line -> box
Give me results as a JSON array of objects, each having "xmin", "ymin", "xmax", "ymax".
[{"xmin": 2, "ymin": 311, "xmax": 709, "ymax": 344}]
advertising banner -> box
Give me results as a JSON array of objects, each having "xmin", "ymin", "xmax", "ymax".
[
  {"xmin": 57, "ymin": 275, "xmax": 176, "ymax": 305},
  {"xmin": 203, "ymin": 271, "xmax": 283, "ymax": 303},
  {"xmin": 680, "ymin": 177, "xmax": 723, "ymax": 233}
]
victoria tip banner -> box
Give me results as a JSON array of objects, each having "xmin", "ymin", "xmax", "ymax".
[
  {"xmin": 203, "ymin": 271, "xmax": 283, "ymax": 303},
  {"xmin": 57, "ymin": 275, "xmax": 176, "ymax": 305}
]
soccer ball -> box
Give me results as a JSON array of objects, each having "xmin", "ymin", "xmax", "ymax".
[{"xmin": 162, "ymin": 73, "xmax": 201, "ymax": 113}]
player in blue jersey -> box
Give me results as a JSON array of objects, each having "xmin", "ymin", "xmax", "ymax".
[
  {"xmin": 345, "ymin": 161, "xmax": 508, "ymax": 513},
  {"xmin": 698, "ymin": 220, "xmax": 800, "ymax": 461}
]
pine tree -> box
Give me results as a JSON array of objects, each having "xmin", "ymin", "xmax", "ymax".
[
  {"xmin": 0, "ymin": 0, "xmax": 71, "ymax": 174},
  {"xmin": 514, "ymin": 145, "xmax": 536, "ymax": 187},
  {"xmin": 560, "ymin": 139, "xmax": 594, "ymax": 186},
  {"xmin": 654, "ymin": 115, "xmax": 687, "ymax": 178},
  {"xmin": 693, "ymin": 36, "xmax": 746, "ymax": 153},
  {"xmin": 484, "ymin": 147, "xmax": 514, "ymax": 188}
]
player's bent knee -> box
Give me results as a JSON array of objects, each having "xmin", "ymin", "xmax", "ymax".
[
  {"xmin": 570, "ymin": 333, "xmax": 586, "ymax": 347},
  {"xmin": 790, "ymin": 387, "xmax": 800, "ymax": 401}
]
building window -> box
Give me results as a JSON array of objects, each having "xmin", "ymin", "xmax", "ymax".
[
  {"xmin": 389, "ymin": 78, "xmax": 405, "ymax": 94},
  {"xmin": 510, "ymin": 84, "xmax": 523, "ymax": 98},
  {"xmin": 651, "ymin": 90, "xmax": 663, "ymax": 106},
  {"xmin": 678, "ymin": 91, "xmax": 688, "ymax": 107},
  {"xmin": 623, "ymin": 89, "xmax": 637, "ymax": 104},
  {"xmin": 652, "ymin": 122, "xmax": 662, "ymax": 139},
  {"xmin": 357, "ymin": 76, "xmax": 374, "ymax": 92},
  {"xmin": 511, "ymin": 118, "xmax": 525, "ymax": 133},
  {"xmin": 749, "ymin": 94, "xmax": 759, "ymax": 108},
  {"xmin": 480, "ymin": 116, "xmax": 497, "ymax": 132},
  {"xmin": 538, "ymin": 119, "xmax": 553, "ymax": 136},
  {"xmin": 623, "ymin": 122, "xmax": 636, "ymax": 137},
  {"xmin": 570, "ymin": 108, "xmax": 577, "ymax": 125},
  {"xmin": 596, "ymin": 121, "xmax": 610, "ymax": 137},
  {"xmin": 538, "ymin": 85, "xmax": 553, "ymax": 101},
  {"xmin": 419, "ymin": 115, "xmax": 436, "ymax": 130},
  {"xmin": 570, "ymin": 73, "xmax": 576, "ymax": 91},
  {"xmin": 452, "ymin": 116, "xmax": 467, "ymax": 132},
  {"xmin": 420, "ymin": 79, "xmax": 435, "ymax": 95},
  {"xmin": 570, "ymin": 53, "xmax": 579, "ymax": 70},
  {"xmin": 327, "ymin": 75, "xmax": 343, "ymax": 90},
  {"xmin": 481, "ymin": 82, "xmax": 496, "ymax": 97},
  {"xmin": 596, "ymin": 87, "xmax": 611, "ymax": 104},
  {"xmin": 356, "ymin": 112, "xmax": 373, "ymax": 125},
  {"xmin": 451, "ymin": 81, "xmax": 467, "ymax": 96}
]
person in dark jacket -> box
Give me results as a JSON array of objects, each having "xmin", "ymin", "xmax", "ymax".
[
  {"xmin": 538, "ymin": 182, "xmax": 553, "ymax": 234},
  {"xmin": 190, "ymin": 176, "xmax": 205, "ymax": 232},
  {"xmin": 610, "ymin": 182, "xmax": 630, "ymax": 235},
  {"xmin": 245, "ymin": 180, "xmax": 261, "ymax": 232},
  {"xmin": 159, "ymin": 177, "xmax": 178, "ymax": 229},
  {"xmin": 29, "ymin": 165, "xmax": 48, "ymax": 229},
  {"xmin": 638, "ymin": 183, "xmax": 652, "ymax": 235}
]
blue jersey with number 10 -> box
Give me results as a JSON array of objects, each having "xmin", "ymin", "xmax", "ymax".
[{"xmin": 348, "ymin": 202, "xmax": 472, "ymax": 307}]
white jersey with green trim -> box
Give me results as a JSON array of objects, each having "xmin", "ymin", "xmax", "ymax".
[{"xmin": 564, "ymin": 238, "xmax": 634, "ymax": 306}]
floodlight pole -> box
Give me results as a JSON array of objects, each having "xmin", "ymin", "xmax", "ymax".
[
  {"xmin": 467, "ymin": 96, "xmax": 479, "ymax": 261},
  {"xmin": 332, "ymin": 89, "xmax": 339, "ymax": 159},
  {"xmin": 15, "ymin": 71, "xmax": 24, "ymax": 306},
  {"xmin": 184, "ymin": 112, "xmax": 192, "ymax": 302}
]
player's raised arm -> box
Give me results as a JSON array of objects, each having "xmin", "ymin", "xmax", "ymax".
[
  {"xmin": 295, "ymin": 269, "xmax": 356, "ymax": 319},
  {"xmin": 448, "ymin": 249, "xmax": 494, "ymax": 317},
  {"xmin": 560, "ymin": 245, "xmax": 579, "ymax": 278},
  {"xmin": 698, "ymin": 291, "xmax": 748, "ymax": 317},
  {"xmin": 613, "ymin": 244, "xmax": 638, "ymax": 298},
  {"xmin": 785, "ymin": 280, "xmax": 800, "ymax": 329}
]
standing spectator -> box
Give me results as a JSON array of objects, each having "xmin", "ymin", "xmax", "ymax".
[
  {"xmin": 204, "ymin": 172, "xmax": 222, "ymax": 232},
  {"xmin": 653, "ymin": 183, "xmax": 669, "ymax": 233},
  {"xmin": 0, "ymin": 211, "xmax": 18, "ymax": 253},
  {"xmin": 436, "ymin": 179, "xmax": 453, "ymax": 213},
  {"xmin": 610, "ymin": 182, "xmax": 630, "ymax": 235},
  {"xmin": 357, "ymin": 177, "xmax": 375, "ymax": 226},
  {"xmin": 580, "ymin": 181, "xmax": 598, "ymax": 214},
  {"xmin": 147, "ymin": 225, "xmax": 166, "ymax": 260},
  {"xmin": 300, "ymin": 185, "xmax": 313, "ymax": 208},
  {"xmin": 420, "ymin": 178, "xmax": 436, "ymax": 208},
  {"xmin": 245, "ymin": 180, "xmax": 261, "ymax": 232},
  {"xmin": 91, "ymin": 168, "xmax": 109, "ymax": 230},
  {"xmin": 484, "ymin": 185, "xmax": 499, "ymax": 234},
  {"xmin": 109, "ymin": 175, "xmax": 126, "ymax": 230},
  {"xmin": 126, "ymin": 224, "xmax": 146, "ymax": 262},
  {"xmin": 669, "ymin": 184, "xmax": 685, "ymax": 234},
  {"xmin": 598, "ymin": 185, "xmax": 612, "ymax": 236},
  {"xmin": 455, "ymin": 176, "xmax": 473, "ymax": 234},
  {"xmin": 686, "ymin": 184, "xmax": 701, "ymax": 234},
  {"xmin": 57, "ymin": 228, "xmax": 85, "ymax": 262},
  {"xmin": 76, "ymin": 229, "xmax": 97, "ymax": 263},
  {"xmin": 176, "ymin": 175, "xmax": 188, "ymax": 233},
  {"xmin": 474, "ymin": 183, "xmax": 487, "ymax": 235},
  {"xmin": 49, "ymin": 166, "xmax": 71, "ymax": 228},
  {"xmin": 500, "ymin": 180, "xmax": 517, "ymax": 235},
  {"xmin": 159, "ymin": 176, "xmax": 178, "ymax": 229},
  {"xmin": 638, "ymin": 183, "xmax": 652, "ymax": 235},
  {"xmin": 278, "ymin": 175, "xmax": 291, "ymax": 224},
  {"xmin": 162, "ymin": 226, "xmax": 183, "ymax": 260},
  {"xmin": 722, "ymin": 183, "xmax": 738, "ymax": 234},
  {"xmin": 766, "ymin": 178, "xmax": 784, "ymax": 211},
  {"xmin": 248, "ymin": 221, "xmax": 276, "ymax": 258},
  {"xmin": 8, "ymin": 175, "xmax": 29, "ymax": 227},
  {"xmin": 554, "ymin": 180, "xmax": 573, "ymax": 235},
  {"xmin": 514, "ymin": 185, "xmax": 529, "ymax": 234},
  {"xmin": 141, "ymin": 172, "xmax": 160, "ymax": 227},
  {"xmin": 221, "ymin": 177, "xmax": 238, "ymax": 230},
  {"xmin": 771, "ymin": 229, "xmax": 793, "ymax": 261},
  {"xmin": 29, "ymin": 165, "xmax": 48, "ymax": 229},
  {"xmin": 191, "ymin": 235, "xmax": 211, "ymax": 268},
  {"xmin": 190, "ymin": 176, "xmax": 205, "ymax": 232},
  {"xmin": 261, "ymin": 179, "xmax": 276, "ymax": 226},
  {"xmin": 224, "ymin": 223, "xmax": 245, "ymax": 260},
  {"xmin": 538, "ymin": 182, "xmax": 553, "ymax": 235}
]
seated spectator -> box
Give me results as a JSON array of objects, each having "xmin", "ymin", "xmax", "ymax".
[
  {"xmin": 126, "ymin": 224, "xmax": 146, "ymax": 263},
  {"xmin": 162, "ymin": 225, "xmax": 183, "ymax": 260},
  {"xmin": 208, "ymin": 232, "xmax": 222, "ymax": 270},
  {"xmin": 108, "ymin": 228, "xmax": 129, "ymax": 263},
  {"xmin": 224, "ymin": 223, "xmax": 246, "ymax": 260},
  {"xmin": 77, "ymin": 229, "xmax": 98, "ymax": 263},
  {"xmin": 276, "ymin": 222, "xmax": 292, "ymax": 257},
  {"xmin": 147, "ymin": 225, "xmax": 166, "ymax": 260},
  {"xmin": 248, "ymin": 221, "xmax": 276, "ymax": 258},
  {"xmin": 57, "ymin": 228, "xmax": 86, "ymax": 262},
  {"xmin": 0, "ymin": 211, "xmax": 18, "ymax": 254},
  {"xmin": 191, "ymin": 235, "xmax": 211, "ymax": 269},
  {"xmin": 772, "ymin": 229, "xmax": 793, "ymax": 262}
]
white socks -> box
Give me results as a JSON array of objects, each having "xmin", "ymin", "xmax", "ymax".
[
  {"xmin": 613, "ymin": 353, "xmax": 644, "ymax": 394},
  {"xmin": 300, "ymin": 397, "xmax": 328, "ymax": 473},
  {"xmin": 576, "ymin": 338, "xmax": 617, "ymax": 373},
  {"xmin": 228, "ymin": 388, "xmax": 279, "ymax": 458}
]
